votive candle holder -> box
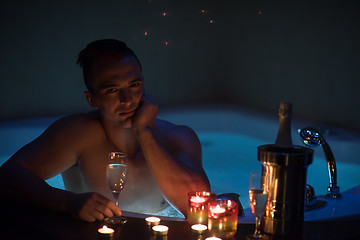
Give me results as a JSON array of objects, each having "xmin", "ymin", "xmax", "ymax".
[
  {"xmin": 187, "ymin": 191, "xmax": 216, "ymax": 225},
  {"xmin": 208, "ymin": 199, "xmax": 238, "ymax": 238}
]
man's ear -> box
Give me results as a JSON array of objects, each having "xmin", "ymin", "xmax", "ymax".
[{"xmin": 84, "ymin": 91, "xmax": 98, "ymax": 109}]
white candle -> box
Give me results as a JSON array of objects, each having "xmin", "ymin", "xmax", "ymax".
[
  {"xmin": 205, "ymin": 237, "xmax": 222, "ymax": 240},
  {"xmin": 211, "ymin": 205, "xmax": 226, "ymax": 214},
  {"xmin": 152, "ymin": 225, "xmax": 169, "ymax": 235},
  {"xmin": 191, "ymin": 224, "xmax": 208, "ymax": 234},
  {"xmin": 145, "ymin": 216, "xmax": 161, "ymax": 225},
  {"xmin": 98, "ymin": 225, "xmax": 115, "ymax": 235},
  {"xmin": 190, "ymin": 195, "xmax": 206, "ymax": 203}
]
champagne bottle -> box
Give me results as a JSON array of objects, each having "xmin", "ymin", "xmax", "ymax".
[{"xmin": 275, "ymin": 100, "xmax": 293, "ymax": 148}]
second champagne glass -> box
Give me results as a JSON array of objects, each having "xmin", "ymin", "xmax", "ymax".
[
  {"xmin": 247, "ymin": 171, "xmax": 269, "ymax": 239},
  {"xmin": 104, "ymin": 152, "xmax": 127, "ymax": 224}
]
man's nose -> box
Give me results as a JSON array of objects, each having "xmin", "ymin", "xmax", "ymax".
[{"xmin": 119, "ymin": 89, "xmax": 132, "ymax": 106}]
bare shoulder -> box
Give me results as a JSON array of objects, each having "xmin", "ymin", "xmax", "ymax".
[
  {"xmin": 46, "ymin": 111, "xmax": 103, "ymax": 136},
  {"xmin": 153, "ymin": 119, "xmax": 199, "ymax": 142},
  {"xmin": 32, "ymin": 111, "xmax": 106, "ymax": 154},
  {"xmin": 51, "ymin": 111, "xmax": 101, "ymax": 128},
  {"xmin": 4, "ymin": 111, "xmax": 105, "ymax": 179},
  {"xmin": 153, "ymin": 119, "xmax": 201, "ymax": 158}
]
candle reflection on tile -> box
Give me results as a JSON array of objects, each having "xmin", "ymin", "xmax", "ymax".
[{"xmin": 151, "ymin": 234, "xmax": 168, "ymax": 240}]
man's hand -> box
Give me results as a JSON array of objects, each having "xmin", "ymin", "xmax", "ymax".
[
  {"xmin": 132, "ymin": 93, "xmax": 159, "ymax": 133},
  {"xmin": 67, "ymin": 192, "xmax": 121, "ymax": 222}
]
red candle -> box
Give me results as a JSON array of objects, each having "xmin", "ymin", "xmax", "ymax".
[
  {"xmin": 187, "ymin": 191, "xmax": 216, "ymax": 225},
  {"xmin": 208, "ymin": 200, "xmax": 238, "ymax": 238}
]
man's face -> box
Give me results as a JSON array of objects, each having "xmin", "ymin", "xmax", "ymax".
[{"xmin": 86, "ymin": 55, "xmax": 144, "ymax": 128}]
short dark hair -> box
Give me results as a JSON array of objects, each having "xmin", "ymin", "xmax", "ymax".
[{"xmin": 77, "ymin": 39, "xmax": 142, "ymax": 92}]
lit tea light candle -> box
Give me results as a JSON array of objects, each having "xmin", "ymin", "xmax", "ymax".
[
  {"xmin": 190, "ymin": 195, "xmax": 206, "ymax": 204},
  {"xmin": 191, "ymin": 224, "xmax": 208, "ymax": 234},
  {"xmin": 145, "ymin": 216, "xmax": 161, "ymax": 225},
  {"xmin": 211, "ymin": 205, "xmax": 226, "ymax": 214},
  {"xmin": 205, "ymin": 237, "xmax": 222, "ymax": 240},
  {"xmin": 98, "ymin": 225, "xmax": 114, "ymax": 235},
  {"xmin": 152, "ymin": 225, "xmax": 169, "ymax": 235}
]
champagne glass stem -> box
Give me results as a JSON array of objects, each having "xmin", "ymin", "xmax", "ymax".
[
  {"xmin": 255, "ymin": 216, "xmax": 261, "ymax": 236},
  {"xmin": 113, "ymin": 192, "xmax": 120, "ymax": 206}
]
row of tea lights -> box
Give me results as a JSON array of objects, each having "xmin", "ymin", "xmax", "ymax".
[
  {"xmin": 99, "ymin": 225, "xmax": 221, "ymax": 240},
  {"xmin": 98, "ymin": 215, "xmax": 223, "ymax": 240},
  {"xmin": 97, "ymin": 216, "xmax": 170, "ymax": 237},
  {"xmin": 98, "ymin": 191, "xmax": 237, "ymax": 239},
  {"xmin": 144, "ymin": 216, "xmax": 222, "ymax": 240},
  {"xmin": 97, "ymin": 217, "xmax": 171, "ymax": 237}
]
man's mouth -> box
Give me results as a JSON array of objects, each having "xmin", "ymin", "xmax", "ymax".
[{"xmin": 119, "ymin": 109, "xmax": 136, "ymax": 117}]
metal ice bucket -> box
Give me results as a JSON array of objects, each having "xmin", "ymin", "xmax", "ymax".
[{"xmin": 257, "ymin": 144, "xmax": 313, "ymax": 237}]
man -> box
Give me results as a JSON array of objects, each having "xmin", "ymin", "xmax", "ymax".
[{"xmin": 0, "ymin": 39, "xmax": 210, "ymax": 222}]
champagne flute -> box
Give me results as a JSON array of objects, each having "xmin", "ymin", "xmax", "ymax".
[
  {"xmin": 247, "ymin": 172, "xmax": 268, "ymax": 239},
  {"xmin": 104, "ymin": 152, "xmax": 127, "ymax": 224}
]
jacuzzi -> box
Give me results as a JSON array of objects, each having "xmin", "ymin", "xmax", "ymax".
[{"xmin": 1, "ymin": 104, "xmax": 360, "ymax": 222}]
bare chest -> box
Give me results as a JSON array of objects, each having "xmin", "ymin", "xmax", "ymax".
[{"xmin": 62, "ymin": 143, "xmax": 167, "ymax": 214}]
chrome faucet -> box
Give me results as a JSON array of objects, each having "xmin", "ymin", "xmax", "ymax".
[{"xmin": 298, "ymin": 127, "xmax": 341, "ymax": 199}]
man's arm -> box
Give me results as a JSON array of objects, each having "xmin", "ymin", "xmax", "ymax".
[
  {"xmin": 132, "ymin": 94, "xmax": 211, "ymax": 215},
  {"xmin": 0, "ymin": 115, "xmax": 120, "ymax": 222}
]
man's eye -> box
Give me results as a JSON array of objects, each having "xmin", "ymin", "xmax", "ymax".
[
  {"xmin": 130, "ymin": 82, "xmax": 141, "ymax": 88},
  {"xmin": 106, "ymin": 88, "xmax": 117, "ymax": 93}
]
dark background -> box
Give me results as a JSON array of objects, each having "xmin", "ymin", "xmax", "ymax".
[{"xmin": 1, "ymin": 0, "xmax": 359, "ymax": 131}]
